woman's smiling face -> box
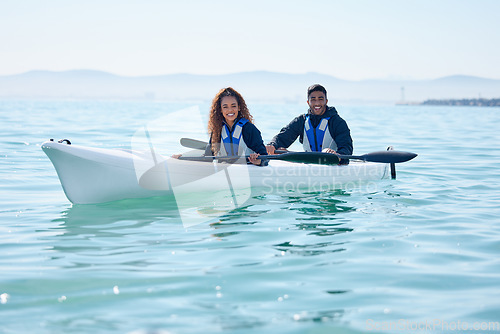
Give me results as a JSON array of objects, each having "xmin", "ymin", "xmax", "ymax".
[{"xmin": 220, "ymin": 96, "xmax": 239, "ymax": 126}]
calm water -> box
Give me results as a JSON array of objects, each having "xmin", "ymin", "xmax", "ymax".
[{"xmin": 1, "ymin": 100, "xmax": 500, "ymax": 334}]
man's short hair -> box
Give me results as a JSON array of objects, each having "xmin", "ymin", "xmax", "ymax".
[{"xmin": 307, "ymin": 84, "xmax": 327, "ymax": 99}]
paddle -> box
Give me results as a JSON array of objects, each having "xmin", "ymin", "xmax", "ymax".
[
  {"xmin": 179, "ymin": 138, "xmax": 417, "ymax": 164},
  {"xmin": 180, "ymin": 138, "xmax": 208, "ymax": 150},
  {"xmin": 179, "ymin": 150, "xmax": 417, "ymax": 165}
]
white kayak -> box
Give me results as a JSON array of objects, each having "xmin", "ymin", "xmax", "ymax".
[{"xmin": 41, "ymin": 140, "xmax": 392, "ymax": 205}]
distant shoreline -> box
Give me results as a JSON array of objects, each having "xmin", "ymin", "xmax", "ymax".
[{"xmin": 421, "ymin": 98, "xmax": 500, "ymax": 107}]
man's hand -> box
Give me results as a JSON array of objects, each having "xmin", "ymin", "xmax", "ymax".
[
  {"xmin": 266, "ymin": 145, "xmax": 276, "ymax": 155},
  {"xmin": 322, "ymin": 148, "xmax": 337, "ymax": 154}
]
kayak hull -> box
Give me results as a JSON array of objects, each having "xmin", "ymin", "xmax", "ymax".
[{"xmin": 42, "ymin": 141, "xmax": 390, "ymax": 204}]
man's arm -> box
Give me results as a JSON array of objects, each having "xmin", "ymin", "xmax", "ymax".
[
  {"xmin": 330, "ymin": 117, "xmax": 353, "ymax": 156},
  {"xmin": 267, "ymin": 115, "xmax": 304, "ymax": 153}
]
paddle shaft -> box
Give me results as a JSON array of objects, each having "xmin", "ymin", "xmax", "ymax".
[
  {"xmin": 179, "ymin": 151, "xmax": 341, "ymax": 165},
  {"xmin": 179, "ymin": 138, "xmax": 417, "ymax": 164}
]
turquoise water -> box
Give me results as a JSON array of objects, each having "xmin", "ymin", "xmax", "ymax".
[{"xmin": 1, "ymin": 100, "xmax": 500, "ymax": 334}]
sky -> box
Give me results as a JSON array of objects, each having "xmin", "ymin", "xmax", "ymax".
[{"xmin": 1, "ymin": 0, "xmax": 499, "ymax": 80}]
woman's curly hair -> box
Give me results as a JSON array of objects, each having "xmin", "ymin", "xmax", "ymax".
[{"xmin": 208, "ymin": 87, "xmax": 253, "ymax": 154}]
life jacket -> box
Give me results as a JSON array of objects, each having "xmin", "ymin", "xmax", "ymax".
[
  {"xmin": 302, "ymin": 115, "xmax": 337, "ymax": 152},
  {"xmin": 219, "ymin": 118, "xmax": 253, "ymax": 156}
]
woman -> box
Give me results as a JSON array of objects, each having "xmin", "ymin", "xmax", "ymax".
[
  {"xmin": 173, "ymin": 87, "xmax": 267, "ymax": 166},
  {"xmin": 206, "ymin": 87, "xmax": 267, "ymax": 166}
]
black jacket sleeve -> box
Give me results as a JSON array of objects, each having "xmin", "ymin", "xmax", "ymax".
[
  {"xmin": 242, "ymin": 122, "xmax": 268, "ymax": 155},
  {"xmin": 267, "ymin": 115, "xmax": 305, "ymax": 149},
  {"xmin": 241, "ymin": 123, "xmax": 268, "ymax": 166},
  {"xmin": 329, "ymin": 115, "xmax": 353, "ymax": 156}
]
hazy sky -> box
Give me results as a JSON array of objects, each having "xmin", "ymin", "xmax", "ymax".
[{"xmin": 1, "ymin": 0, "xmax": 499, "ymax": 80}]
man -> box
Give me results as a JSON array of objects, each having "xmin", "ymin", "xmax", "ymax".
[{"xmin": 266, "ymin": 84, "xmax": 353, "ymax": 163}]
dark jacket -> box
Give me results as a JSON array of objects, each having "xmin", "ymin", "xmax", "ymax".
[{"xmin": 268, "ymin": 106, "xmax": 353, "ymax": 163}]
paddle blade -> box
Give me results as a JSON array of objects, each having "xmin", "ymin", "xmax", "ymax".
[
  {"xmin": 360, "ymin": 150, "xmax": 418, "ymax": 163},
  {"xmin": 180, "ymin": 138, "xmax": 208, "ymax": 150}
]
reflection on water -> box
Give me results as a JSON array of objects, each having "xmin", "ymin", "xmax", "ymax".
[
  {"xmin": 295, "ymin": 222, "xmax": 354, "ymax": 237},
  {"xmin": 46, "ymin": 196, "xmax": 185, "ymax": 270},
  {"xmin": 283, "ymin": 189, "xmax": 353, "ymax": 213},
  {"xmin": 259, "ymin": 190, "xmax": 357, "ymax": 258},
  {"xmin": 214, "ymin": 203, "xmax": 271, "ymax": 223},
  {"xmin": 54, "ymin": 196, "xmax": 181, "ymax": 233},
  {"xmin": 282, "ymin": 190, "xmax": 355, "ymax": 237},
  {"xmin": 292, "ymin": 309, "xmax": 345, "ymax": 323},
  {"xmin": 274, "ymin": 240, "xmax": 347, "ymax": 256}
]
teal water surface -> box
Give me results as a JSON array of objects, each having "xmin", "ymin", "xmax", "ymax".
[{"xmin": 1, "ymin": 100, "xmax": 499, "ymax": 333}]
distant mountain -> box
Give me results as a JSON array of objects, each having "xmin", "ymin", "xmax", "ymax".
[
  {"xmin": 1, "ymin": 70, "xmax": 499, "ymax": 104},
  {"xmin": 10, "ymin": 69, "xmax": 119, "ymax": 79},
  {"xmin": 431, "ymin": 75, "xmax": 499, "ymax": 84}
]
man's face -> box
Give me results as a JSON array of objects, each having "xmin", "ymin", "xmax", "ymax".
[{"xmin": 307, "ymin": 91, "xmax": 328, "ymax": 115}]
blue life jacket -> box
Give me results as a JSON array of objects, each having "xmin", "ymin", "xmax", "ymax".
[
  {"xmin": 220, "ymin": 118, "xmax": 250, "ymax": 156},
  {"xmin": 303, "ymin": 115, "xmax": 336, "ymax": 152}
]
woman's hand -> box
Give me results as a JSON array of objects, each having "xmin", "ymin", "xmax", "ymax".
[
  {"xmin": 171, "ymin": 154, "xmax": 182, "ymax": 159},
  {"xmin": 248, "ymin": 153, "xmax": 262, "ymax": 165}
]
